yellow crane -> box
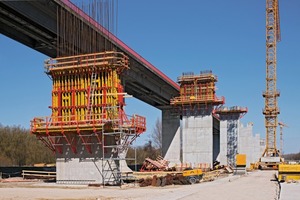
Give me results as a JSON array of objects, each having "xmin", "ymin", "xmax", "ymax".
[
  {"xmin": 278, "ymin": 121, "xmax": 288, "ymax": 156},
  {"xmin": 260, "ymin": 0, "xmax": 281, "ymax": 168}
]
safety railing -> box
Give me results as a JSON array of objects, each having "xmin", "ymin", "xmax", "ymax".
[
  {"xmin": 31, "ymin": 114, "xmax": 106, "ymax": 128},
  {"xmin": 44, "ymin": 51, "xmax": 129, "ymax": 72},
  {"xmin": 31, "ymin": 113, "xmax": 146, "ymax": 134},
  {"xmin": 170, "ymin": 95, "xmax": 225, "ymax": 105},
  {"xmin": 131, "ymin": 114, "xmax": 146, "ymax": 134}
]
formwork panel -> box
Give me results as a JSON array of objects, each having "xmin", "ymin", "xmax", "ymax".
[{"xmin": 31, "ymin": 51, "xmax": 146, "ymax": 185}]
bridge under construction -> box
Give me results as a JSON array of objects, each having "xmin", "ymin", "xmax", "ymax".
[{"xmin": 1, "ymin": 0, "xmax": 267, "ymax": 185}]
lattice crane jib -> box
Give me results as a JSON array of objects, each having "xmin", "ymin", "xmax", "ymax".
[{"xmin": 262, "ymin": 0, "xmax": 281, "ymax": 158}]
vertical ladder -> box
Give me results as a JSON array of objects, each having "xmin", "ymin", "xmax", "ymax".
[
  {"xmin": 227, "ymin": 119, "xmax": 238, "ymax": 167},
  {"xmin": 101, "ymin": 119, "xmax": 137, "ymax": 186},
  {"xmin": 86, "ymin": 71, "xmax": 97, "ymax": 120},
  {"xmin": 102, "ymin": 122, "xmax": 122, "ymax": 186}
]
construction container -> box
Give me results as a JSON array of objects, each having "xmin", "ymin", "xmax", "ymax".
[
  {"xmin": 278, "ymin": 164, "xmax": 300, "ymax": 182},
  {"xmin": 236, "ymin": 154, "xmax": 246, "ymax": 167},
  {"xmin": 235, "ymin": 154, "xmax": 246, "ymax": 175}
]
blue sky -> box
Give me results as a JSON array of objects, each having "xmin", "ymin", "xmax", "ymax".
[{"xmin": 0, "ymin": 0, "xmax": 299, "ymax": 153}]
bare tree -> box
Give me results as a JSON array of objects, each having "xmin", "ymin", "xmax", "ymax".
[{"xmin": 151, "ymin": 118, "xmax": 162, "ymax": 154}]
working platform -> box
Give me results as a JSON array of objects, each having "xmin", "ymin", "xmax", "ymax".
[{"xmin": 170, "ymin": 71, "xmax": 224, "ymax": 107}]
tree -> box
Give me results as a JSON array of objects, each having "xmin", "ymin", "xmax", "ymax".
[
  {"xmin": 0, "ymin": 124, "xmax": 55, "ymax": 166},
  {"xmin": 126, "ymin": 140, "xmax": 161, "ymax": 166},
  {"xmin": 126, "ymin": 118, "xmax": 163, "ymax": 168},
  {"xmin": 150, "ymin": 117, "xmax": 162, "ymax": 154}
]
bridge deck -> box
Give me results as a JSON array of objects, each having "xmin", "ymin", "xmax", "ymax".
[{"xmin": 0, "ymin": 0, "xmax": 179, "ymax": 109}]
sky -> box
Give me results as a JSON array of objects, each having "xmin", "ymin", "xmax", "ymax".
[{"xmin": 0, "ymin": 0, "xmax": 299, "ymax": 154}]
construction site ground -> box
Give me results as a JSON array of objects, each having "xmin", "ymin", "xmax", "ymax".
[{"xmin": 0, "ymin": 170, "xmax": 298, "ymax": 200}]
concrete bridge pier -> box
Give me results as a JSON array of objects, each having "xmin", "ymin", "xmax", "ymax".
[
  {"xmin": 162, "ymin": 108, "xmax": 180, "ymax": 164},
  {"xmin": 162, "ymin": 106, "xmax": 221, "ymax": 169}
]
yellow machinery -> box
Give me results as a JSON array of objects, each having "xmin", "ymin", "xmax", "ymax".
[
  {"xmin": 183, "ymin": 168, "xmax": 203, "ymax": 184},
  {"xmin": 236, "ymin": 154, "xmax": 246, "ymax": 167},
  {"xmin": 278, "ymin": 164, "xmax": 300, "ymax": 182},
  {"xmin": 235, "ymin": 154, "xmax": 247, "ymax": 174}
]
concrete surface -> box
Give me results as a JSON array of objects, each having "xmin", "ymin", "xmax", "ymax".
[
  {"xmin": 238, "ymin": 122, "xmax": 263, "ymax": 167},
  {"xmin": 162, "ymin": 108, "xmax": 180, "ymax": 158},
  {"xmin": 164, "ymin": 114, "xmax": 219, "ymax": 167},
  {"xmin": 280, "ymin": 182, "xmax": 300, "ymax": 200},
  {"xmin": 0, "ymin": 170, "xmax": 288, "ymax": 200},
  {"xmin": 55, "ymin": 136, "xmax": 118, "ymax": 184}
]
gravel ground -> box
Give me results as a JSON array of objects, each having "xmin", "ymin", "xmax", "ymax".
[{"xmin": 0, "ymin": 170, "xmax": 286, "ymax": 200}]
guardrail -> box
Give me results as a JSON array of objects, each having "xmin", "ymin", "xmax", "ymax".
[{"xmin": 22, "ymin": 170, "xmax": 56, "ymax": 179}]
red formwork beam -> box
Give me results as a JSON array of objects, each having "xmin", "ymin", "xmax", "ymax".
[{"xmin": 36, "ymin": 136, "xmax": 56, "ymax": 153}]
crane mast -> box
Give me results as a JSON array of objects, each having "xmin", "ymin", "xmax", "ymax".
[
  {"xmin": 278, "ymin": 122, "xmax": 288, "ymax": 156},
  {"xmin": 262, "ymin": 0, "xmax": 281, "ymax": 159}
]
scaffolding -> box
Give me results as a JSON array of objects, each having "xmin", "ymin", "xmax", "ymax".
[
  {"xmin": 214, "ymin": 106, "xmax": 247, "ymax": 167},
  {"xmin": 30, "ymin": 51, "xmax": 146, "ymax": 185},
  {"xmin": 170, "ymin": 71, "xmax": 224, "ymax": 115}
]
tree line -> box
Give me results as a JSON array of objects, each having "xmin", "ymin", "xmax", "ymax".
[
  {"xmin": 283, "ymin": 152, "xmax": 300, "ymax": 161},
  {"xmin": 0, "ymin": 124, "xmax": 55, "ymax": 166}
]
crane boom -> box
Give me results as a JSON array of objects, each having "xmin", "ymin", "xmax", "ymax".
[{"xmin": 262, "ymin": 0, "xmax": 281, "ymax": 159}]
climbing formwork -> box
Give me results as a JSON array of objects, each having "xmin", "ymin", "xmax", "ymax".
[
  {"xmin": 165, "ymin": 70, "xmax": 225, "ymax": 168},
  {"xmin": 30, "ymin": 51, "xmax": 146, "ymax": 185},
  {"xmin": 170, "ymin": 71, "xmax": 224, "ymax": 114}
]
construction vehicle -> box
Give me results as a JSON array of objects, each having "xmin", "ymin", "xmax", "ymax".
[
  {"xmin": 260, "ymin": 0, "xmax": 282, "ymax": 169},
  {"xmin": 182, "ymin": 168, "xmax": 203, "ymax": 184}
]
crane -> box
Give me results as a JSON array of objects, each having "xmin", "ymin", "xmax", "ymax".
[
  {"xmin": 260, "ymin": 0, "xmax": 281, "ymax": 167},
  {"xmin": 278, "ymin": 121, "xmax": 288, "ymax": 156}
]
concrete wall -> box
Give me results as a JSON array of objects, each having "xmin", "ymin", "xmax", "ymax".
[
  {"xmin": 218, "ymin": 120, "xmax": 228, "ymax": 165},
  {"xmin": 164, "ymin": 111, "xmax": 219, "ymax": 168},
  {"xmin": 182, "ymin": 115, "xmax": 213, "ymax": 166},
  {"xmin": 238, "ymin": 123, "xmax": 264, "ymax": 167},
  {"xmin": 55, "ymin": 134, "xmax": 130, "ymax": 184},
  {"xmin": 162, "ymin": 107, "xmax": 265, "ymax": 169},
  {"xmin": 162, "ymin": 108, "xmax": 180, "ymax": 158},
  {"xmin": 163, "ymin": 126, "xmax": 181, "ymax": 165},
  {"xmin": 218, "ymin": 120, "xmax": 265, "ymax": 168}
]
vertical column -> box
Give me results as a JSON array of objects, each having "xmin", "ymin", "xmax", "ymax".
[{"xmin": 162, "ymin": 107, "xmax": 180, "ymax": 157}]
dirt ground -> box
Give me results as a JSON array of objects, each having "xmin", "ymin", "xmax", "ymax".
[{"xmin": 0, "ymin": 170, "xmax": 297, "ymax": 200}]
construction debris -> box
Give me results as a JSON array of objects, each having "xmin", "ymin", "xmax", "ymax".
[
  {"xmin": 140, "ymin": 156, "xmax": 170, "ymax": 171},
  {"xmin": 137, "ymin": 168, "xmax": 226, "ymax": 187},
  {"xmin": 138, "ymin": 174, "xmax": 189, "ymax": 187}
]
